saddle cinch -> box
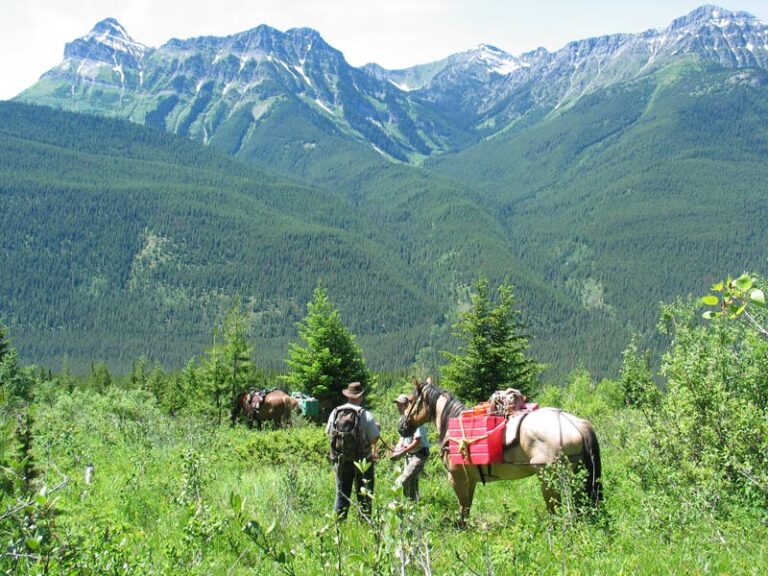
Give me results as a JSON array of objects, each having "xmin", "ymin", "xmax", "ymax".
[{"xmin": 447, "ymin": 388, "xmax": 539, "ymax": 465}]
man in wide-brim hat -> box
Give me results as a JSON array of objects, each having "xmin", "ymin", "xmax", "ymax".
[{"xmin": 326, "ymin": 382, "xmax": 380, "ymax": 521}]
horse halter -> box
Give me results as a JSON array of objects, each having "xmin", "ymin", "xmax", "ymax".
[{"xmin": 398, "ymin": 381, "xmax": 428, "ymax": 436}]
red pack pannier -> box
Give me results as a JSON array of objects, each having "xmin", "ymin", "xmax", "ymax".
[{"xmin": 448, "ymin": 411, "xmax": 506, "ymax": 465}]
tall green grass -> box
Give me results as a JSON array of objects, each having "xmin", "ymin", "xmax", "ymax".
[{"xmin": 12, "ymin": 378, "xmax": 764, "ymax": 575}]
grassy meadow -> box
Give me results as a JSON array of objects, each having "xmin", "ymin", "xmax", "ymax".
[
  {"xmin": 2, "ymin": 372, "xmax": 765, "ymax": 574},
  {"xmin": 3, "ymin": 286, "xmax": 768, "ymax": 574}
]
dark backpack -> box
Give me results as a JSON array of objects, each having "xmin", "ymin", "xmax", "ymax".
[{"xmin": 330, "ymin": 406, "xmax": 365, "ymax": 463}]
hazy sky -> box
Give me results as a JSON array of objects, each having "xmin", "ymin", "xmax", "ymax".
[{"xmin": 1, "ymin": 0, "xmax": 766, "ymax": 100}]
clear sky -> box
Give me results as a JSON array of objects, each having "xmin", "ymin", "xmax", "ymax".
[{"xmin": 1, "ymin": 0, "xmax": 766, "ymax": 100}]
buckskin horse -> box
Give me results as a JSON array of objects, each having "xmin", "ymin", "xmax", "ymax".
[{"xmin": 399, "ymin": 378, "xmax": 602, "ymax": 524}]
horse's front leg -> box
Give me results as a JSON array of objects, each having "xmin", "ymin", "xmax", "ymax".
[{"xmin": 449, "ymin": 471, "xmax": 476, "ymax": 527}]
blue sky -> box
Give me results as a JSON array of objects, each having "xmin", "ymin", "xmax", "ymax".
[{"xmin": 1, "ymin": 0, "xmax": 766, "ymax": 100}]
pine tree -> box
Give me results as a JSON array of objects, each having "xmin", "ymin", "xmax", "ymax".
[
  {"xmin": 129, "ymin": 355, "xmax": 151, "ymax": 389},
  {"xmin": 0, "ymin": 333, "xmax": 36, "ymax": 406},
  {"xmin": 0, "ymin": 326, "xmax": 9, "ymax": 364},
  {"xmin": 179, "ymin": 358, "xmax": 203, "ymax": 413},
  {"xmin": 441, "ymin": 278, "xmax": 538, "ymax": 403},
  {"xmin": 202, "ymin": 299, "xmax": 253, "ymax": 424},
  {"xmin": 283, "ymin": 285, "xmax": 370, "ymax": 410},
  {"xmin": 619, "ymin": 337, "xmax": 659, "ymax": 409},
  {"xmin": 88, "ymin": 362, "xmax": 112, "ymax": 394}
]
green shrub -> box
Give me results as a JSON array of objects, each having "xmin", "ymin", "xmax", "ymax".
[
  {"xmin": 232, "ymin": 426, "xmax": 329, "ymax": 465},
  {"xmin": 625, "ymin": 299, "xmax": 768, "ymax": 526}
]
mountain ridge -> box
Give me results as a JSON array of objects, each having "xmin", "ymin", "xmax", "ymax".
[{"xmin": 16, "ymin": 5, "xmax": 768, "ymax": 163}]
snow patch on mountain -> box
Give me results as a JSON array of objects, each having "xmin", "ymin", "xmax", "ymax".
[
  {"xmin": 314, "ymin": 98, "xmax": 335, "ymax": 115},
  {"xmin": 389, "ymin": 80, "xmax": 413, "ymax": 92},
  {"xmin": 475, "ymin": 44, "xmax": 526, "ymax": 75},
  {"xmin": 295, "ymin": 64, "xmax": 312, "ymax": 86}
]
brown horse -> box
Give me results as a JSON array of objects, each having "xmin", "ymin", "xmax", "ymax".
[
  {"xmin": 399, "ymin": 378, "xmax": 602, "ymax": 523},
  {"xmin": 253, "ymin": 390, "xmax": 299, "ymax": 429},
  {"xmin": 231, "ymin": 389, "xmax": 264, "ymax": 429},
  {"xmin": 232, "ymin": 389, "xmax": 300, "ymax": 429}
]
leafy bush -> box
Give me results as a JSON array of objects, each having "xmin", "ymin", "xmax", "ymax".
[
  {"xmin": 538, "ymin": 369, "xmax": 623, "ymax": 426},
  {"xmin": 625, "ymin": 299, "xmax": 768, "ymax": 526},
  {"xmin": 232, "ymin": 427, "xmax": 329, "ymax": 465}
]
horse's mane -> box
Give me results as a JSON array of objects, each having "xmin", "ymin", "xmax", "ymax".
[{"xmin": 422, "ymin": 383, "xmax": 466, "ymax": 445}]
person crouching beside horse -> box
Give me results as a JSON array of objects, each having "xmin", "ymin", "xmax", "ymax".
[
  {"xmin": 391, "ymin": 394, "xmax": 431, "ymax": 502},
  {"xmin": 326, "ymin": 382, "xmax": 380, "ymax": 522}
]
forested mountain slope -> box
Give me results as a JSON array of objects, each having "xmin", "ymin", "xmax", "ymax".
[
  {"xmin": 427, "ymin": 59, "xmax": 768, "ymax": 347},
  {"xmin": 0, "ymin": 102, "xmax": 625, "ymax": 377},
  {"xmin": 0, "ymin": 102, "xmax": 448, "ymax": 371}
]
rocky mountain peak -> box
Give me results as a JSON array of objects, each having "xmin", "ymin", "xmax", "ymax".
[
  {"xmin": 18, "ymin": 5, "xmax": 768, "ymax": 165},
  {"xmin": 472, "ymin": 44, "xmax": 524, "ymax": 75},
  {"xmin": 63, "ymin": 17, "xmax": 147, "ymax": 66},
  {"xmin": 90, "ymin": 17, "xmax": 132, "ymax": 39},
  {"xmin": 668, "ymin": 5, "xmax": 756, "ymax": 30}
]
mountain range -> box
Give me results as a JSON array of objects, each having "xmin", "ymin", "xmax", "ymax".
[
  {"xmin": 17, "ymin": 5, "xmax": 768, "ymax": 163},
  {"xmin": 4, "ymin": 5, "xmax": 768, "ymax": 378}
]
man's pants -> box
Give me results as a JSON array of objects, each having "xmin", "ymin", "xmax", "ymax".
[
  {"xmin": 334, "ymin": 459, "xmax": 375, "ymax": 520},
  {"xmin": 395, "ymin": 452, "xmax": 428, "ymax": 502}
]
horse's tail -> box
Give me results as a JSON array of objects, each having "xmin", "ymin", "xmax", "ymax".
[
  {"xmin": 281, "ymin": 395, "xmax": 296, "ymax": 424},
  {"xmin": 581, "ymin": 424, "xmax": 603, "ymax": 507}
]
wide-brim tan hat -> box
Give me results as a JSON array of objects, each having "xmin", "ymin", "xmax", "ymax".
[
  {"xmin": 393, "ymin": 394, "xmax": 409, "ymax": 405},
  {"xmin": 342, "ymin": 381, "xmax": 365, "ymax": 398}
]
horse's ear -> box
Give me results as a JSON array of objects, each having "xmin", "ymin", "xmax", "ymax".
[
  {"xmin": 413, "ymin": 377, "xmax": 422, "ymax": 392},
  {"xmin": 426, "ymin": 376, "xmax": 432, "ymax": 386}
]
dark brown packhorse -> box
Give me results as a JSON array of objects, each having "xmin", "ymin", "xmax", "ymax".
[
  {"xmin": 231, "ymin": 389, "xmax": 299, "ymax": 429},
  {"xmin": 231, "ymin": 389, "xmax": 262, "ymax": 428},
  {"xmin": 399, "ymin": 378, "xmax": 603, "ymax": 523}
]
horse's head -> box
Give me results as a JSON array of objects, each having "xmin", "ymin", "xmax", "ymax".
[
  {"xmin": 398, "ymin": 377, "xmax": 433, "ymax": 437},
  {"xmin": 245, "ymin": 390, "xmax": 263, "ymax": 414}
]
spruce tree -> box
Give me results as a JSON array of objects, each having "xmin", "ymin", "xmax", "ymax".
[
  {"xmin": 0, "ymin": 326, "xmax": 9, "ymax": 364},
  {"xmin": 283, "ymin": 285, "xmax": 370, "ymax": 410},
  {"xmin": 202, "ymin": 299, "xmax": 252, "ymax": 424},
  {"xmin": 441, "ymin": 278, "xmax": 538, "ymax": 403}
]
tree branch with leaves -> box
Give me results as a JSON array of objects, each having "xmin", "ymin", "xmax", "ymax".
[{"xmin": 701, "ymin": 273, "xmax": 768, "ymax": 338}]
